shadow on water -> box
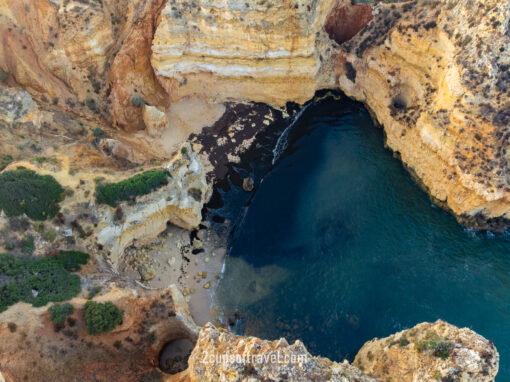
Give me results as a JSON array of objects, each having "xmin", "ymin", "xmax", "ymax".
[{"xmin": 213, "ymin": 94, "xmax": 510, "ymax": 380}]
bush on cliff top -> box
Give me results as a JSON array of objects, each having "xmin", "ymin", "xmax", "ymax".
[
  {"xmin": 84, "ymin": 300, "xmax": 124, "ymax": 335},
  {"xmin": 95, "ymin": 170, "xmax": 170, "ymax": 207},
  {"xmin": 0, "ymin": 251, "xmax": 88, "ymax": 313},
  {"xmin": 48, "ymin": 303, "xmax": 74, "ymax": 324},
  {"xmin": 0, "ymin": 169, "xmax": 64, "ymax": 220}
]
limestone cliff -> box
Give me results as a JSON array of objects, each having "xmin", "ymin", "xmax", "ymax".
[
  {"xmin": 3, "ymin": 0, "xmax": 508, "ymax": 231},
  {"xmin": 96, "ymin": 142, "xmax": 209, "ymax": 269},
  {"xmin": 354, "ymin": 320, "xmax": 499, "ymax": 382},
  {"xmin": 170, "ymin": 320, "xmax": 498, "ymax": 382},
  {"xmin": 151, "ymin": 0, "xmax": 337, "ymax": 106},
  {"xmin": 336, "ymin": 0, "xmax": 510, "ymax": 230},
  {"xmin": 172, "ymin": 323, "xmax": 374, "ymax": 382}
]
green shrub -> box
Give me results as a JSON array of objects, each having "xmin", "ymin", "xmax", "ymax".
[
  {"xmin": 56, "ymin": 250, "xmax": 90, "ymax": 272},
  {"xmin": 146, "ymin": 331, "xmax": 157, "ymax": 344},
  {"xmin": 0, "ymin": 169, "xmax": 64, "ymax": 220},
  {"xmin": 42, "ymin": 228, "xmax": 57, "ymax": 242},
  {"xmin": 131, "ymin": 97, "xmax": 146, "ymax": 107},
  {"xmin": 0, "ymin": 155, "xmax": 13, "ymax": 171},
  {"xmin": 87, "ymin": 286, "xmax": 102, "ymax": 300},
  {"xmin": 48, "ymin": 303, "xmax": 74, "ymax": 324},
  {"xmin": 415, "ymin": 337, "xmax": 453, "ymax": 360},
  {"xmin": 21, "ymin": 235, "xmax": 35, "ymax": 254},
  {"xmin": 399, "ymin": 337, "xmax": 410, "ymax": 347},
  {"xmin": 434, "ymin": 341, "xmax": 453, "ymax": 360},
  {"xmin": 84, "ymin": 300, "xmax": 124, "ymax": 335},
  {"xmin": 0, "ymin": 70, "xmax": 8, "ymax": 82},
  {"xmin": 93, "ymin": 128, "xmax": 104, "ymax": 137},
  {"xmin": 8, "ymin": 216, "xmax": 30, "ymax": 232},
  {"xmin": 85, "ymin": 98, "xmax": 99, "ymax": 113},
  {"xmin": 0, "ymin": 252, "xmax": 86, "ymax": 312},
  {"xmin": 95, "ymin": 170, "xmax": 170, "ymax": 207}
]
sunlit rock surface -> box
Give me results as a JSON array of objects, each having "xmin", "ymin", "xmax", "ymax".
[
  {"xmin": 96, "ymin": 142, "xmax": 209, "ymax": 268},
  {"xmin": 151, "ymin": 0, "xmax": 337, "ymax": 106},
  {"xmin": 354, "ymin": 320, "xmax": 499, "ymax": 382},
  {"xmin": 336, "ymin": 0, "xmax": 510, "ymax": 229}
]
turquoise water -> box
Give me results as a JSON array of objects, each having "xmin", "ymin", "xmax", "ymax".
[{"xmin": 214, "ymin": 96, "xmax": 510, "ymax": 380}]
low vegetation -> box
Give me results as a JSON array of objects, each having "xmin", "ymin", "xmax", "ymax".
[
  {"xmin": 48, "ymin": 303, "xmax": 74, "ymax": 324},
  {"xmin": 21, "ymin": 235, "xmax": 35, "ymax": 254},
  {"xmin": 95, "ymin": 170, "xmax": 170, "ymax": 207},
  {"xmin": 0, "ymin": 155, "xmax": 13, "ymax": 171},
  {"xmin": 0, "ymin": 251, "xmax": 88, "ymax": 312},
  {"xmin": 93, "ymin": 127, "xmax": 104, "ymax": 137},
  {"xmin": 131, "ymin": 96, "xmax": 146, "ymax": 107},
  {"xmin": 56, "ymin": 250, "xmax": 90, "ymax": 272},
  {"xmin": 0, "ymin": 169, "xmax": 64, "ymax": 220},
  {"xmin": 84, "ymin": 300, "xmax": 124, "ymax": 335},
  {"xmin": 415, "ymin": 331, "xmax": 453, "ymax": 360}
]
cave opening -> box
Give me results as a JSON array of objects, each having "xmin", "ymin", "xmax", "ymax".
[{"xmin": 158, "ymin": 338, "xmax": 195, "ymax": 375}]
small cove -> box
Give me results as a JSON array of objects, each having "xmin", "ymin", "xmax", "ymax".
[{"xmin": 212, "ymin": 94, "xmax": 510, "ymax": 380}]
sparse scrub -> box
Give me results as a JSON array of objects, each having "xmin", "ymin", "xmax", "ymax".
[
  {"xmin": 95, "ymin": 170, "xmax": 170, "ymax": 207},
  {"xmin": 42, "ymin": 228, "xmax": 57, "ymax": 242},
  {"xmin": 415, "ymin": 332, "xmax": 453, "ymax": 360}
]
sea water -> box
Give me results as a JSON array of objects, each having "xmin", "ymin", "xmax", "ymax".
[{"xmin": 214, "ymin": 96, "xmax": 510, "ymax": 380}]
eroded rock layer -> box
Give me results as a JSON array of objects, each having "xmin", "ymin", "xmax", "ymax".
[{"xmin": 151, "ymin": 0, "xmax": 337, "ymax": 105}]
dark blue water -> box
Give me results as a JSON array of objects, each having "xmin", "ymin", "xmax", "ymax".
[{"xmin": 214, "ymin": 96, "xmax": 510, "ymax": 380}]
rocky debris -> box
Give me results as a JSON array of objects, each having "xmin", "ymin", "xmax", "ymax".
[
  {"xmin": 96, "ymin": 142, "xmax": 210, "ymax": 268},
  {"xmin": 143, "ymin": 105, "xmax": 169, "ymax": 137},
  {"xmin": 354, "ymin": 320, "xmax": 499, "ymax": 382},
  {"xmin": 176, "ymin": 323, "xmax": 375, "ymax": 382},
  {"xmin": 242, "ymin": 177, "xmax": 254, "ymax": 192},
  {"xmin": 138, "ymin": 263, "xmax": 156, "ymax": 282},
  {"xmin": 337, "ymin": 0, "xmax": 510, "ymax": 230}
]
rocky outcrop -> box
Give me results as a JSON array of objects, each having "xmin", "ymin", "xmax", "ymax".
[
  {"xmin": 151, "ymin": 0, "xmax": 337, "ymax": 106},
  {"xmin": 96, "ymin": 142, "xmax": 209, "ymax": 268},
  {"xmin": 0, "ymin": 86, "xmax": 40, "ymax": 126},
  {"xmin": 336, "ymin": 0, "xmax": 510, "ymax": 230},
  {"xmin": 354, "ymin": 320, "xmax": 499, "ymax": 382},
  {"xmin": 172, "ymin": 323, "xmax": 374, "ymax": 382},
  {"xmin": 170, "ymin": 320, "xmax": 499, "ymax": 382},
  {"xmin": 0, "ymin": 284, "xmax": 199, "ymax": 382}
]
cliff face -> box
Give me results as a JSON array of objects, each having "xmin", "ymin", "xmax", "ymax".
[
  {"xmin": 95, "ymin": 142, "xmax": 209, "ymax": 269},
  {"xmin": 336, "ymin": 0, "xmax": 510, "ymax": 230},
  {"xmin": 173, "ymin": 323, "xmax": 374, "ymax": 382},
  {"xmin": 0, "ymin": 1, "xmax": 507, "ymax": 380},
  {"xmin": 3, "ymin": 0, "xmax": 507, "ymax": 229},
  {"xmin": 151, "ymin": 0, "xmax": 337, "ymax": 106},
  {"xmin": 170, "ymin": 320, "xmax": 498, "ymax": 382},
  {"xmin": 354, "ymin": 320, "xmax": 499, "ymax": 382}
]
